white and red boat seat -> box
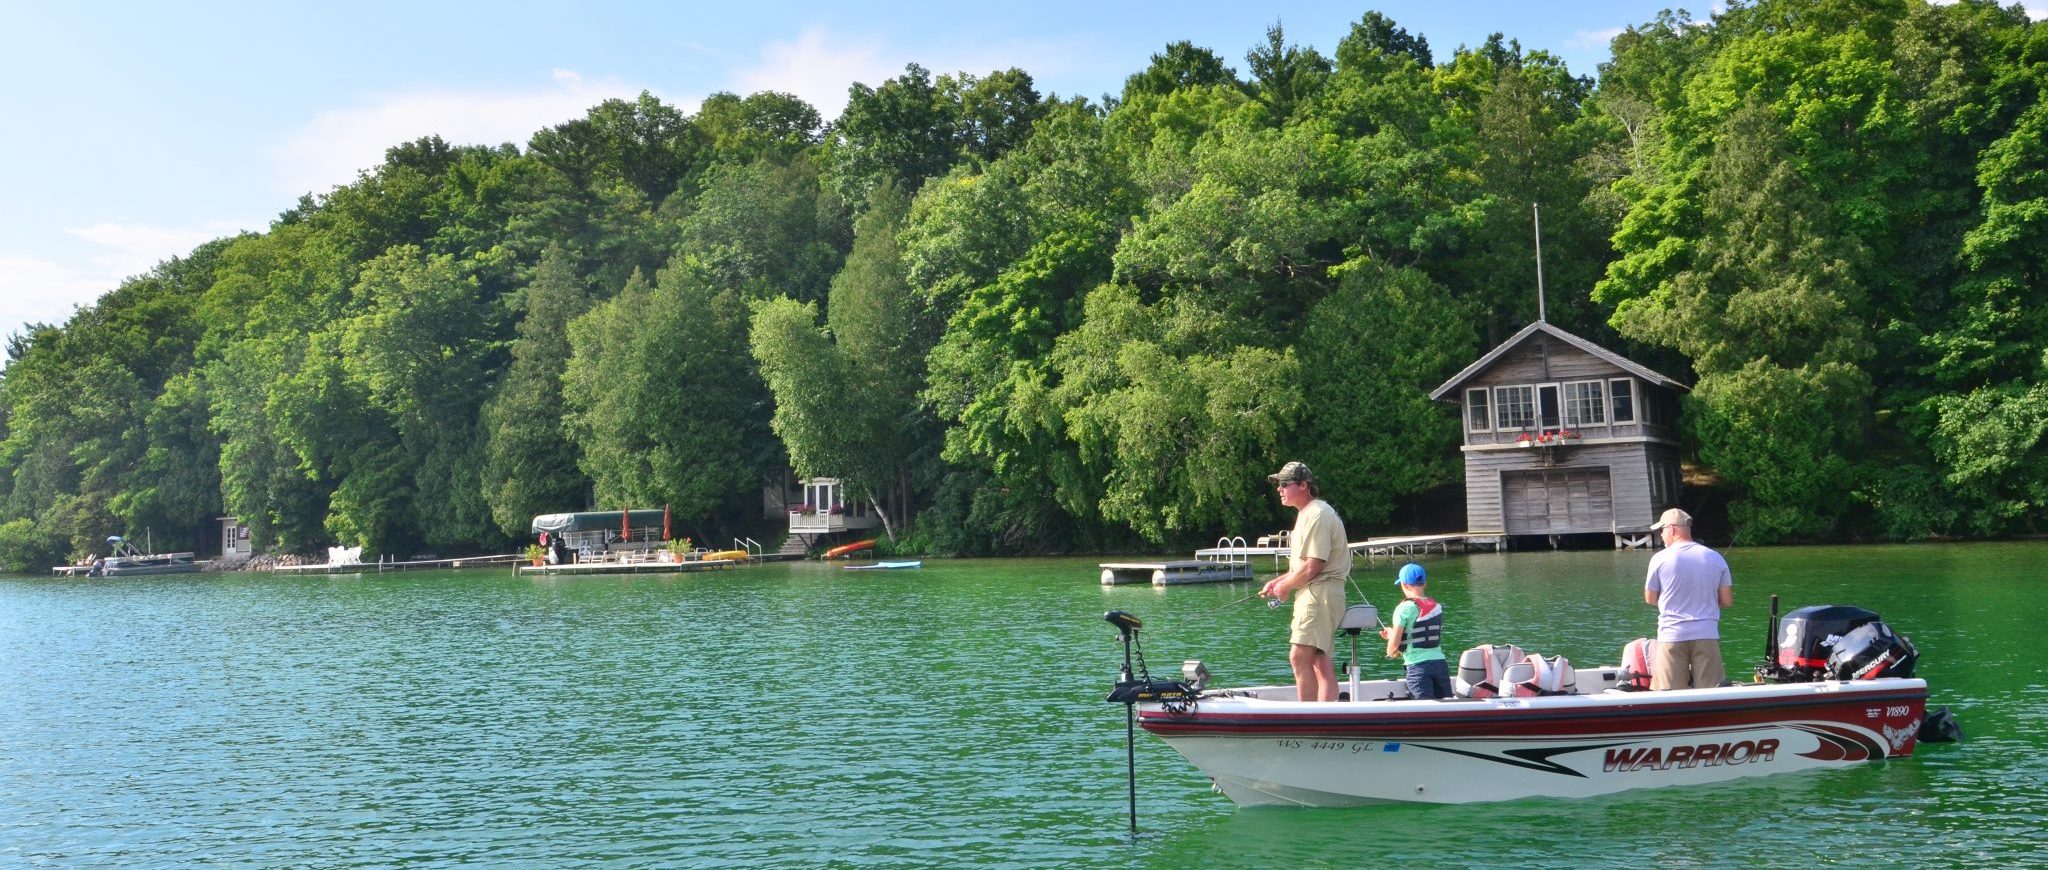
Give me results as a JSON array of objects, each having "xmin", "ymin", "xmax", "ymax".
[
  {"xmin": 1620, "ymin": 637, "xmax": 1659, "ymax": 689},
  {"xmin": 1453, "ymin": 643, "xmax": 1525, "ymax": 698},
  {"xmin": 1503, "ymin": 654, "xmax": 1577, "ymax": 697}
]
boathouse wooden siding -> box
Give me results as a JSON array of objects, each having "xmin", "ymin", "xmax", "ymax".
[{"xmin": 1431, "ymin": 322, "xmax": 1688, "ymax": 542}]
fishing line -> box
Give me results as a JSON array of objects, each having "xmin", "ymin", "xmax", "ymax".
[{"xmin": 1193, "ymin": 587, "xmax": 1283, "ymax": 618}]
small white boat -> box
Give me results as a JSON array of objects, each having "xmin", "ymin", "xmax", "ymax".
[
  {"xmin": 843, "ymin": 560, "xmax": 921, "ymax": 571},
  {"xmin": 1105, "ymin": 602, "xmax": 1952, "ymax": 807}
]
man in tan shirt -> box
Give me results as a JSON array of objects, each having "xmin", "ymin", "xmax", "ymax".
[{"xmin": 1260, "ymin": 461, "xmax": 1350, "ymax": 702}]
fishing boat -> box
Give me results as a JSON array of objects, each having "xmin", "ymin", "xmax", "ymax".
[
  {"xmin": 1104, "ymin": 602, "xmax": 1955, "ymax": 807},
  {"xmin": 98, "ymin": 536, "xmax": 200, "ymax": 576}
]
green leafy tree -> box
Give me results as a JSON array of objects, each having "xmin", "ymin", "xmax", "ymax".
[
  {"xmin": 679, "ymin": 156, "xmax": 846, "ymax": 302},
  {"xmin": 113, "ymin": 371, "xmax": 221, "ymax": 553},
  {"xmin": 822, "ymin": 182, "xmax": 933, "ymax": 531},
  {"xmin": 1435, "ymin": 38, "xmax": 1608, "ymax": 343},
  {"xmin": 527, "ymin": 92, "xmax": 706, "ymax": 202},
  {"xmin": 1121, "ymin": 41, "xmax": 1244, "ymax": 102},
  {"xmin": 482, "ymin": 244, "xmax": 594, "ymax": 534},
  {"xmin": 1245, "ymin": 22, "xmax": 1332, "ymax": 125},
  {"xmin": 694, "ymin": 91, "xmax": 823, "ymax": 165},
  {"xmin": 563, "ymin": 260, "xmax": 769, "ymax": 531},
  {"xmin": 1296, "ymin": 263, "xmax": 1476, "ymax": 527},
  {"xmin": 337, "ymin": 246, "xmax": 497, "ymax": 552},
  {"xmin": 1916, "ymin": 11, "xmax": 2048, "ymax": 533},
  {"xmin": 1052, "ymin": 284, "xmax": 1301, "ymax": 543},
  {"xmin": 1611, "ymin": 102, "xmax": 1873, "ymax": 540},
  {"xmin": 1333, "ymin": 11, "xmax": 1434, "ymax": 75}
]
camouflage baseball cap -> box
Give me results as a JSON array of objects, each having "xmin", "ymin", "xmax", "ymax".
[{"xmin": 1268, "ymin": 461, "xmax": 1315, "ymax": 485}]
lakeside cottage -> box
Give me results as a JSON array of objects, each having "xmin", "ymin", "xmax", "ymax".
[{"xmin": 1429, "ymin": 321, "xmax": 1688, "ymax": 548}]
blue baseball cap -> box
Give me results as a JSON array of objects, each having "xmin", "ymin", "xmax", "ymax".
[{"xmin": 1396, "ymin": 563, "xmax": 1426, "ymax": 585}]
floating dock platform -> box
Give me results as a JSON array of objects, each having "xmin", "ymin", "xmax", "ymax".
[
  {"xmin": 1099, "ymin": 560, "xmax": 1256, "ymax": 586},
  {"xmin": 1102, "ymin": 531, "xmax": 1501, "ymax": 586}
]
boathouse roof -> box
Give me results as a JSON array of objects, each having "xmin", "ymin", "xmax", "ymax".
[{"xmin": 1428, "ymin": 320, "xmax": 1689, "ymax": 401}]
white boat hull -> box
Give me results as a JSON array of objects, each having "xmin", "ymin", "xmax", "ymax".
[{"xmin": 1139, "ymin": 677, "xmax": 1928, "ymax": 805}]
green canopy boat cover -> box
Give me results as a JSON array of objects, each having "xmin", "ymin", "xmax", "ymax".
[{"xmin": 530, "ymin": 510, "xmax": 669, "ymax": 534}]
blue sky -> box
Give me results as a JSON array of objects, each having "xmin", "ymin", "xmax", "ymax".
[{"xmin": 2, "ymin": 1, "xmax": 2039, "ymax": 350}]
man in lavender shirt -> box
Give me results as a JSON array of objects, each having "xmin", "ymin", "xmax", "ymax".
[{"xmin": 1643, "ymin": 508, "xmax": 1733, "ymax": 690}]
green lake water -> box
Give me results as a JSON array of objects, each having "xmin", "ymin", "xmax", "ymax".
[{"xmin": 3, "ymin": 544, "xmax": 2043, "ymax": 867}]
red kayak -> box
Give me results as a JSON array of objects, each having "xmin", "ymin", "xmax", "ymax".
[{"xmin": 823, "ymin": 538, "xmax": 876, "ymax": 559}]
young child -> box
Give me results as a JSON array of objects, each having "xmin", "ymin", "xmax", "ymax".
[{"xmin": 1380, "ymin": 562, "xmax": 1450, "ymax": 700}]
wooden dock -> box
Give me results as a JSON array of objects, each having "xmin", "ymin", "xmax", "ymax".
[
  {"xmin": 1354, "ymin": 533, "xmax": 1480, "ymax": 559},
  {"xmin": 517, "ymin": 558, "xmax": 742, "ymax": 577},
  {"xmin": 274, "ymin": 553, "xmax": 525, "ymax": 575}
]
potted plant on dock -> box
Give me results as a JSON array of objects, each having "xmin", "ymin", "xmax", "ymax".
[
  {"xmin": 664, "ymin": 537, "xmax": 693, "ymax": 563},
  {"xmin": 525, "ymin": 544, "xmax": 546, "ymax": 566}
]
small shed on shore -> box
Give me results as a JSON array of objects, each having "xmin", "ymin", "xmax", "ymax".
[{"xmin": 1429, "ymin": 321, "xmax": 1688, "ymax": 547}]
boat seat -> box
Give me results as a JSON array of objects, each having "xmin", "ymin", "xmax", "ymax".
[
  {"xmin": 1503, "ymin": 654, "xmax": 1577, "ymax": 697},
  {"xmin": 1338, "ymin": 604, "xmax": 1380, "ymax": 634},
  {"xmin": 1453, "ymin": 644, "xmax": 1525, "ymax": 699},
  {"xmin": 1619, "ymin": 638, "xmax": 1658, "ymax": 690}
]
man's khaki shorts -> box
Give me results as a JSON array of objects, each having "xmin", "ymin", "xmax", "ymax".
[{"xmin": 1289, "ymin": 580, "xmax": 1344, "ymax": 654}]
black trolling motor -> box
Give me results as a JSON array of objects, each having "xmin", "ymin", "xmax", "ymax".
[{"xmin": 1102, "ymin": 610, "xmax": 1201, "ymax": 834}]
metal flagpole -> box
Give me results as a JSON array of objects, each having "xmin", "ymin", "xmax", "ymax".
[{"xmin": 1534, "ymin": 202, "xmax": 1547, "ymax": 323}]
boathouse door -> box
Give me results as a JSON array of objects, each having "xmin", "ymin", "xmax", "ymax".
[{"xmin": 1502, "ymin": 468, "xmax": 1614, "ymax": 534}]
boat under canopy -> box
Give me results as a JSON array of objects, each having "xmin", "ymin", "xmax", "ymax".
[
  {"xmin": 529, "ymin": 510, "xmax": 670, "ymax": 535},
  {"xmin": 96, "ymin": 535, "xmax": 199, "ymax": 577},
  {"xmin": 100, "ymin": 552, "xmax": 199, "ymax": 576}
]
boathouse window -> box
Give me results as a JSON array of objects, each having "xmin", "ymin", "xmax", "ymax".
[
  {"xmin": 1610, "ymin": 378, "xmax": 1636, "ymax": 424},
  {"xmin": 1537, "ymin": 384, "xmax": 1561, "ymax": 430},
  {"xmin": 1465, "ymin": 388, "xmax": 1491, "ymax": 432},
  {"xmin": 1494, "ymin": 385, "xmax": 1535, "ymax": 431},
  {"xmin": 1563, "ymin": 380, "xmax": 1605, "ymax": 427}
]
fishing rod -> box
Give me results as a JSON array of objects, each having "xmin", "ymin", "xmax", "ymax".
[{"xmin": 1192, "ymin": 587, "xmax": 1283, "ymax": 618}]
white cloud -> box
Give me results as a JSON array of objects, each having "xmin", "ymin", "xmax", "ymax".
[
  {"xmin": 0, "ymin": 219, "xmax": 253, "ymax": 349},
  {"xmin": 1565, "ymin": 27, "xmax": 1627, "ymax": 51},
  {"xmin": 269, "ymin": 70, "xmax": 682, "ymax": 199},
  {"xmin": 68, "ymin": 220, "xmax": 251, "ymax": 282},
  {"xmin": 0, "ymin": 256, "xmax": 104, "ymax": 343},
  {"xmin": 731, "ymin": 26, "xmax": 897, "ymax": 121}
]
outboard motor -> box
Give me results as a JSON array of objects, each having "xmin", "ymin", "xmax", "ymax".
[
  {"xmin": 1825, "ymin": 619, "xmax": 1919, "ymax": 680},
  {"xmin": 1759, "ymin": 599, "xmax": 1956, "ymax": 743},
  {"xmin": 1764, "ymin": 604, "xmax": 1917, "ymax": 683}
]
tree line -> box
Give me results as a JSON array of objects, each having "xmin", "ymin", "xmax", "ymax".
[{"xmin": 3, "ymin": 0, "xmax": 2044, "ymax": 570}]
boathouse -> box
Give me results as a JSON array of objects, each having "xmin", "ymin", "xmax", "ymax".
[
  {"xmin": 783, "ymin": 476, "xmax": 881, "ymax": 545},
  {"xmin": 1429, "ymin": 321, "xmax": 1687, "ymax": 548}
]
